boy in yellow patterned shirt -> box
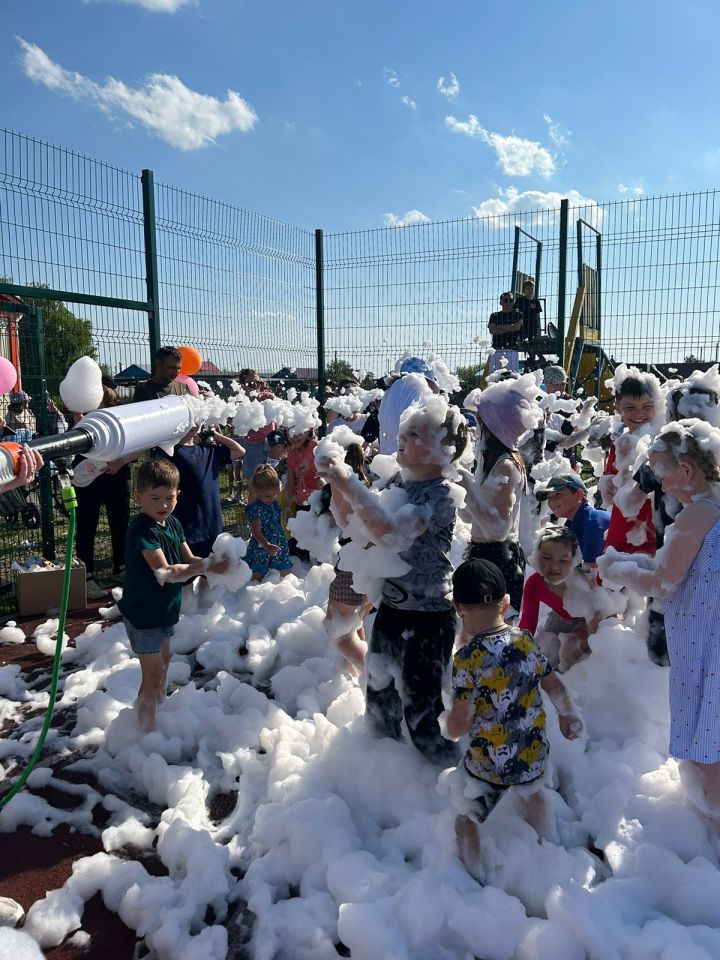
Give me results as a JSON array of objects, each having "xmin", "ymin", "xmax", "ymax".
[{"xmin": 445, "ymin": 558, "xmax": 582, "ymax": 875}]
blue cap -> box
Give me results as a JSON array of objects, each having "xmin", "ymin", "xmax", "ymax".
[{"xmin": 399, "ymin": 357, "xmax": 436, "ymax": 381}]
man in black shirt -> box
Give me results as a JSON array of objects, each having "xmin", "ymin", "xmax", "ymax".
[
  {"xmin": 487, "ymin": 292, "xmax": 523, "ymax": 372},
  {"xmin": 133, "ymin": 346, "xmax": 189, "ymax": 402}
]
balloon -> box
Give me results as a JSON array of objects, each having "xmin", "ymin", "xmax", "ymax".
[
  {"xmin": 176, "ymin": 373, "xmax": 199, "ymax": 397},
  {"xmin": 178, "ymin": 346, "xmax": 202, "ymax": 377},
  {"xmin": 0, "ymin": 357, "xmax": 18, "ymax": 394},
  {"xmin": 59, "ymin": 356, "xmax": 104, "ymax": 412}
]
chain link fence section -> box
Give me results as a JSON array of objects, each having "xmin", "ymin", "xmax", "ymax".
[
  {"xmin": 321, "ymin": 207, "xmax": 565, "ymax": 382},
  {"xmin": 0, "ymin": 129, "xmax": 149, "ymax": 385},
  {"xmin": 154, "ymin": 183, "xmax": 317, "ymax": 382},
  {"xmin": 592, "ymin": 191, "xmax": 720, "ymax": 366}
]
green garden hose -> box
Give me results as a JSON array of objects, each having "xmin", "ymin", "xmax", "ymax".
[{"xmin": 0, "ymin": 482, "xmax": 78, "ymax": 810}]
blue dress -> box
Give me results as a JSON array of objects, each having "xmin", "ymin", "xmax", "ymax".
[
  {"xmin": 664, "ymin": 512, "xmax": 720, "ymax": 763},
  {"xmin": 244, "ymin": 500, "xmax": 292, "ymax": 576}
]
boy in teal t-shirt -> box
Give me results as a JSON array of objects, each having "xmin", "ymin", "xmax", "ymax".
[{"xmin": 118, "ymin": 459, "xmax": 216, "ymax": 731}]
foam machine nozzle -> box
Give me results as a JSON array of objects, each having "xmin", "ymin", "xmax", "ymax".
[{"xmin": 0, "ymin": 396, "xmax": 196, "ymax": 490}]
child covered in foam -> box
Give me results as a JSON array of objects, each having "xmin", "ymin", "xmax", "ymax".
[
  {"xmin": 599, "ymin": 418, "xmax": 720, "ymax": 825},
  {"xmin": 519, "ymin": 526, "xmax": 607, "ymax": 672},
  {"xmin": 459, "ymin": 373, "xmax": 542, "ymax": 618},
  {"xmin": 316, "ymin": 390, "xmax": 468, "ymax": 765}
]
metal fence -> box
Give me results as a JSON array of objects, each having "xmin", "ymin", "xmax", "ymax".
[
  {"xmin": 2, "ymin": 126, "xmax": 720, "ymax": 608},
  {"xmin": 322, "ymin": 192, "xmax": 720, "ymax": 375}
]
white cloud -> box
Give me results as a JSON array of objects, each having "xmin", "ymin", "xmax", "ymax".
[
  {"xmin": 384, "ymin": 210, "xmax": 431, "ymax": 228},
  {"xmin": 17, "ymin": 38, "xmax": 257, "ymax": 150},
  {"xmin": 383, "ymin": 68, "xmax": 400, "ymax": 88},
  {"xmin": 445, "ymin": 114, "xmax": 555, "ymax": 178},
  {"xmin": 617, "ymin": 182, "xmax": 645, "ymax": 197},
  {"xmin": 400, "ymin": 95, "xmax": 416, "ymax": 111},
  {"xmin": 543, "ymin": 113, "xmax": 570, "ymax": 147},
  {"xmin": 472, "ymin": 186, "xmax": 602, "ymax": 229},
  {"xmin": 437, "ymin": 73, "xmax": 459, "ymax": 99},
  {"xmin": 87, "ymin": 0, "xmax": 195, "ymax": 10}
]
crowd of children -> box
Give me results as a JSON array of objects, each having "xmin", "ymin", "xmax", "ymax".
[{"xmin": 104, "ymin": 355, "xmax": 720, "ymax": 883}]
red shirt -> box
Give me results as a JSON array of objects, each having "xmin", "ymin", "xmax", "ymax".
[
  {"xmin": 286, "ymin": 439, "xmax": 321, "ymax": 505},
  {"xmin": 603, "ymin": 441, "xmax": 656, "ymax": 556},
  {"xmin": 519, "ymin": 572, "xmax": 573, "ymax": 634}
]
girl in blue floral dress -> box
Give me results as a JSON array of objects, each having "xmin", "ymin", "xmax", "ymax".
[{"xmin": 244, "ymin": 464, "xmax": 293, "ymax": 581}]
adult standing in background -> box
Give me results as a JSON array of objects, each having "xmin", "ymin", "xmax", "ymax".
[
  {"xmin": 74, "ymin": 378, "xmax": 133, "ymax": 600},
  {"xmin": 487, "ymin": 293, "xmax": 523, "ymax": 373},
  {"xmin": 133, "ymin": 347, "xmax": 189, "ymax": 402},
  {"xmin": 6, "ymin": 391, "xmax": 36, "ymax": 442}
]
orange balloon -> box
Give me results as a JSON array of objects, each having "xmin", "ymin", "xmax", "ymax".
[{"xmin": 178, "ymin": 345, "xmax": 202, "ymax": 376}]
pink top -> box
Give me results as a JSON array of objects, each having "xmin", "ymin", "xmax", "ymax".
[
  {"xmin": 286, "ymin": 439, "xmax": 321, "ymax": 505},
  {"xmin": 518, "ymin": 572, "xmax": 572, "ymax": 634}
]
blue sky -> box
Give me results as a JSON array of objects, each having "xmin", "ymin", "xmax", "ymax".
[{"xmin": 4, "ymin": 0, "xmax": 720, "ymax": 233}]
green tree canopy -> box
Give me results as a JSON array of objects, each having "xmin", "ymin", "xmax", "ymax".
[
  {"xmin": 326, "ymin": 357, "xmax": 356, "ymax": 385},
  {"xmin": 18, "ymin": 286, "xmax": 98, "ymax": 397}
]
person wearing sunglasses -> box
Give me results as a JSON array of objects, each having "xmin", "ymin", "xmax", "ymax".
[{"xmin": 487, "ymin": 293, "xmax": 523, "ymax": 373}]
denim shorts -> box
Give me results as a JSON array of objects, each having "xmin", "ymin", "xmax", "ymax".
[{"xmin": 125, "ymin": 621, "xmax": 175, "ymax": 656}]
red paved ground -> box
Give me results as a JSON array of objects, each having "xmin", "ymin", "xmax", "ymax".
[{"xmin": 1, "ymin": 602, "xmax": 140, "ymax": 959}]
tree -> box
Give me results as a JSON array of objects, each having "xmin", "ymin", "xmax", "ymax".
[
  {"xmin": 19, "ymin": 286, "xmax": 98, "ymax": 396},
  {"xmin": 684, "ymin": 354, "xmax": 703, "ymax": 364},
  {"xmin": 325, "ymin": 357, "xmax": 356, "ymax": 386},
  {"xmin": 453, "ymin": 363, "xmax": 484, "ymax": 399}
]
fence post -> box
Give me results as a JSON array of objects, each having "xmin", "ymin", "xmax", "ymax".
[
  {"xmin": 511, "ymin": 226, "xmax": 520, "ymax": 291},
  {"xmin": 141, "ymin": 170, "xmax": 161, "ymax": 364},
  {"xmin": 315, "ymin": 228, "xmax": 326, "ymax": 430},
  {"xmin": 557, "ymin": 198, "xmax": 569, "ymax": 359},
  {"xmin": 28, "ymin": 307, "xmax": 55, "ymax": 561}
]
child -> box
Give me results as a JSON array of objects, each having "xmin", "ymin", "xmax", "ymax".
[
  {"xmin": 238, "ymin": 369, "xmax": 276, "ymax": 480},
  {"xmin": 446, "ymin": 558, "xmax": 581, "ymax": 874},
  {"xmin": 118, "ymin": 460, "xmax": 219, "ymax": 731},
  {"xmin": 459, "ymin": 375, "xmax": 539, "ymax": 617},
  {"xmin": 286, "ymin": 428, "xmax": 322, "ymax": 559},
  {"xmin": 602, "ymin": 367, "xmax": 661, "ymax": 557},
  {"xmin": 540, "ymin": 473, "xmax": 610, "ymax": 565},
  {"xmin": 599, "ymin": 419, "xmax": 720, "ymax": 823},
  {"xmin": 225, "ymin": 417, "xmax": 245, "ymax": 503},
  {"xmin": 319, "ymin": 442, "xmax": 373, "ymax": 674},
  {"xmin": 170, "ymin": 424, "xmax": 244, "ymax": 559},
  {"xmin": 266, "ymin": 428, "xmax": 288, "ymax": 475},
  {"xmin": 519, "ymin": 526, "xmax": 597, "ymax": 672},
  {"xmin": 244, "ymin": 464, "xmax": 293, "ymax": 581},
  {"xmin": 317, "ymin": 395, "xmax": 468, "ymax": 765},
  {"xmin": 285, "ymin": 428, "xmax": 322, "ymax": 513}
]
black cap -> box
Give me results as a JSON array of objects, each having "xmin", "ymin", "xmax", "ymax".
[
  {"xmin": 266, "ymin": 429, "xmax": 287, "ymax": 447},
  {"xmin": 452, "ymin": 559, "xmax": 507, "ymax": 605}
]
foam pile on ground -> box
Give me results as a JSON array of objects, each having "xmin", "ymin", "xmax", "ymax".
[{"xmin": 3, "ymin": 543, "xmax": 720, "ymax": 956}]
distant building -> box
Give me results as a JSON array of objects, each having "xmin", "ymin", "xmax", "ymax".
[{"xmin": 116, "ymin": 364, "xmax": 152, "ymax": 383}]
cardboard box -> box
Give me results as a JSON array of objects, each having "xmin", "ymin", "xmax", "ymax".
[{"xmin": 15, "ymin": 563, "xmax": 87, "ymax": 617}]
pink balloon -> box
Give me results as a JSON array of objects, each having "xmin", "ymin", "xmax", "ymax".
[
  {"xmin": 176, "ymin": 373, "xmax": 199, "ymax": 397},
  {"xmin": 0, "ymin": 357, "xmax": 18, "ymax": 394}
]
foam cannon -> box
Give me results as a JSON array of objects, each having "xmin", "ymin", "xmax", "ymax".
[{"xmin": 0, "ymin": 395, "xmax": 195, "ymax": 491}]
